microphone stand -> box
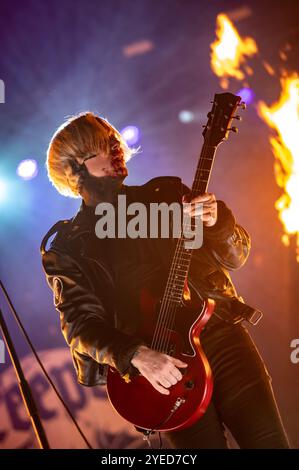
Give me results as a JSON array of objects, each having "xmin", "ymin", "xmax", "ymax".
[{"xmin": 0, "ymin": 307, "xmax": 50, "ymax": 449}]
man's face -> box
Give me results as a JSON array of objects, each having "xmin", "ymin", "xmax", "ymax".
[{"xmin": 83, "ymin": 149, "xmax": 128, "ymax": 178}]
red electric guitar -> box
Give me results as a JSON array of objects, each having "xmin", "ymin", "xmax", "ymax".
[{"xmin": 107, "ymin": 92, "xmax": 244, "ymax": 433}]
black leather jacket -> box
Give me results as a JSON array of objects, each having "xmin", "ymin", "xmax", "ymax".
[{"xmin": 40, "ymin": 176, "xmax": 251, "ymax": 387}]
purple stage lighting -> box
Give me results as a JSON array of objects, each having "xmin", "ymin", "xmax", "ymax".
[
  {"xmin": 17, "ymin": 159, "xmax": 38, "ymax": 180},
  {"xmin": 121, "ymin": 126, "xmax": 140, "ymax": 145},
  {"xmin": 237, "ymin": 87, "xmax": 255, "ymax": 105}
]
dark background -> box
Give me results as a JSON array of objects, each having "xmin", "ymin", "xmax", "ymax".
[{"xmin": 0, "ymin": 0, "xmax": 298, "ymax": 448}]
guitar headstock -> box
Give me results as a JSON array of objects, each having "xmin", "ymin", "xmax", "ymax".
[{"xmin": 202, "ymin": 93, "xmax": 245, "ymax": 147}]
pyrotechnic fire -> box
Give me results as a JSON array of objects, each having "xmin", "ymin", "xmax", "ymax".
[
  {"xmin": 210, "ymin": 13, "xmax": 257, "ymax": 88},
  {"xmin": 210, "ymin": 13, "xmax": 299, "ymax": 258},
  {"xmin": 258, "ymin": 76, "xmax": 299, "ymax": 259}
]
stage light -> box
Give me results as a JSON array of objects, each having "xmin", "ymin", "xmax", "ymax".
[
  {"xmin": 237, "ymin": 87, "xmax": 255, "ymax": 105},
  {"xmin": 120, "ymin": 126, "xmax": 140, "ymax": 145},
  {"xmin": 16, "ymin": 159, "xmax": 38, "ymax": 180},
  {"xmin": 178, "ymin": 110, "xmax": 195, "ymax": 123},
  {"xmin": 0, "ymin": 180, "xmax": 7, "ymax": 202}
]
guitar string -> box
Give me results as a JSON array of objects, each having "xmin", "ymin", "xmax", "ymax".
[
  {"xmin": 161, "ymin": 224, "xmax": 196, "ymax": 354},
  {"xmin": 161, "ymin": 147, "xmax": 216, "ymax": 354},
  {"xmin": 151, "ymin": 140, "xmax": 212, "ymax": 353},
  {"xmin": 150, "ymin": 137, "xmax": 212, "ymax": 353},
  {"xmin": 157, "ymin": 98, "xmax": 240, "ymax": 354},
  {"xmin": 158, "ymin": 148, "xmax": 213, "ymax": 354}
]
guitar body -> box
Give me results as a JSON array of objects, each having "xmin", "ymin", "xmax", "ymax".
[{"xmin": 106, "ymin": 280, "xmax": 215, "ymax": 432}]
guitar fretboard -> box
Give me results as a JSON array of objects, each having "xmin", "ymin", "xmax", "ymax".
[{"xmin": 163, "ymin": 144, "xmax": 217, "ymax": 306}]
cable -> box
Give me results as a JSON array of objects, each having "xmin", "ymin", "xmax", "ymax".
[{"xmin": 0, "ymin": 279, "xmax": 93, "ymax": 449}]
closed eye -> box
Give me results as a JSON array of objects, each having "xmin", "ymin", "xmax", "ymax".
[{"xmin": 84, "ymin": 154, "xmax": 98, "ymax": 162}]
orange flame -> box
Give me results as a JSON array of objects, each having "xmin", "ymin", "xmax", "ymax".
[
  {"xmin": 258, "ymin": 76, "xmax": 299, "ymax": 259},
  {"xmin": 210, "ymin": 13, "xmax": 257, "ymax": 88}
]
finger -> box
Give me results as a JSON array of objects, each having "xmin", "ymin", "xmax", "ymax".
[
  {"xmin": 185, "ymin": 201, "xmax": 216, "ymax": 214},
  {"xmin": 190, "ymin": 205, "xmax": 216, "ymax": 217},
  {"xmin": 170, "ymin": 367, "xmax": 183, "ymax": 382},
  {"xmin": 190, "ymin": 211, "xmax": 216, "ymax": 221},
  {"xmin": 152, "ymin": 382, "xmax": 170, "ymax": 395},
  {"xmin": 182, "ymin": 193, "xmax": 214, "ymax": 205},
  {"xmin": 193, "ymin": 213, "xmax": 216, "ymax": 225},
  {"xmin": 201, "ymin": 213, "xmax": 215, "ymax": 222},
  {"xmin": 183, "ymin": 202, "xmax": 205, "ymax": 214},
  {"xmin": 162, "ymin": 374, "xmax": 177, "ymax": 386},
  {"xmin": 170, "ymin": 357, "xmax": 188, "ymax": 368},
  {"xmin": 158, "ymin": 376, "xmax": 173, "ymax": 388},
  {"xmin": 190, "ymin": 197, "xmax": 214, "ymax": 206},
  {"xmin": 189, "ymin": 193, "xmax": 216, "ymax": 204}
]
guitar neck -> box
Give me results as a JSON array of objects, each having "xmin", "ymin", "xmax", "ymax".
[
  {"xmin": 191, "ymin": 144, "xmax": 217, "ymax": 197},
  {"xmin": 163, "ymin": 143, "xmax": 217, "ymax": 305},
  {"xmin": 151, "ymin": 92, "xmax": 242, "ymax": 349}
]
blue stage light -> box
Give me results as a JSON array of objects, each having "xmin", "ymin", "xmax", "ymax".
[
  {"xmin": 178, "ymin": 110, "xmax": 195, "ymax": 123},
  {"xmin": 121, "ymin": 126, "xmax": 140, "ymax": 145},
  {"xmin": 16, "ymin": 159, "xmax": 38, "ymax": 180},
  {"xmin": 0, "ymin": 180, "xmax": 7, "ymax": 202},
  {"xmin": 237, "ymin": 87, "xmax": 255, "ymax": 105}
]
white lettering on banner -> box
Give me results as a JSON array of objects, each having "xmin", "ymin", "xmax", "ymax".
[{"xmin": 0, "ymin": 348, "xmax": 149, "ymax": 448}]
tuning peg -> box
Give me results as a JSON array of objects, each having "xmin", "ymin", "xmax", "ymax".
[
  {"xmin": 238, "ymin": 101, "xmax": 246, "ymax": 109},
  {"xmin": 228, "ymin": 126, "xmax": 238, "ymax": 133},
  {"xmin": 233, "ymin": 115, "xmax": 242, "ymax": 121}
]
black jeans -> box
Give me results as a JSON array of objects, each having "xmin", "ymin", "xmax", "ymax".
[{"xmin": 165, "ymin": 320, "xmax": 290, "ymax": 449}]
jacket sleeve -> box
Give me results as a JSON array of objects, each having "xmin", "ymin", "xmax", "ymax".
[
  {"xmin": 41, "ymin": 248, "xmax": 145, "ymax": 377},
  {"xmin": 203, "ymin": 200, "xmax": 251, "ymax": 271}
]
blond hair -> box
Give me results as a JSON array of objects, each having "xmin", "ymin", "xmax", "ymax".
[{"xmin": 46, "ymin": 111, "xmax": 138, "ymax": 198}]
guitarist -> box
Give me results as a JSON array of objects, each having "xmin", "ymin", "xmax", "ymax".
[{"xmin": 41, "ymin": 112, "xmax": 289, "ymax": 449}]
